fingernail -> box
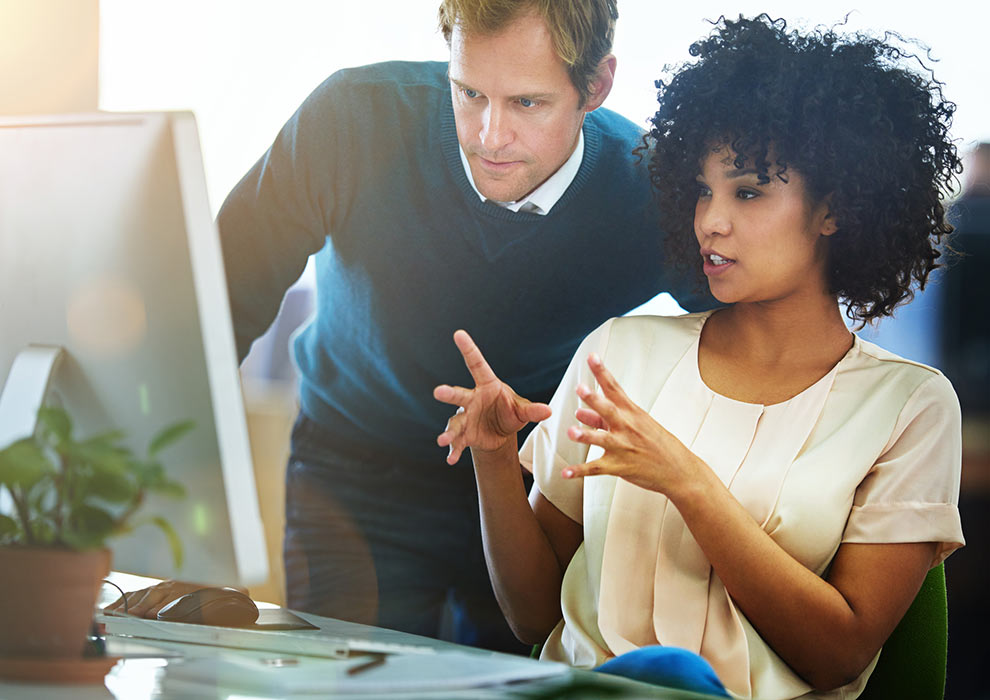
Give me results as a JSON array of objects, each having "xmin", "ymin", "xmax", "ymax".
[
  {"xmin": 588, "ymin": 353, "xmax": 601, "ymax": 367},
  {"xmin": 562, "ymin": 468, "xmax": 574, "ymax": 478},
  {"xmin": 576, "ymin": 384, "xmax": 589, "ymax": 398}
]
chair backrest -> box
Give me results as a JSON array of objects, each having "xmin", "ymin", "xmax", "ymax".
[{"xmin": 858, "ymin": 563, "xmax": 947, "ymax": 700}]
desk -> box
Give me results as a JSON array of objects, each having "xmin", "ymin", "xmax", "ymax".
[{"xmin": 0, "ymin": 605, "xmax": 721, "ymax": 699}]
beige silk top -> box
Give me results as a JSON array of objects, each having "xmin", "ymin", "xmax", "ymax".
[{"xmin": 520, "ymin": 312, "xmax": 964, "ymax": 700}]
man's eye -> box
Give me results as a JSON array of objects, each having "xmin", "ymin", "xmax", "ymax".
[
  {"xmin": 462, "ymin": 88, "xmax": 479, "ymax": 99},
  {"xmin": 518, "ymin": 97, "xmax": 537, "ymax": 108}
]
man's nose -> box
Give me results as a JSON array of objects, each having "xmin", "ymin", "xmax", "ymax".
[{"xmin": 479, "ymin": 104, "xmax": 513, "ymax": 153}]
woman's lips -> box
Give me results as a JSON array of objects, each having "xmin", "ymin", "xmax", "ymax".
[{"xmin": 701, "ymin": 251, "xmax": 735, "ymax": 276}]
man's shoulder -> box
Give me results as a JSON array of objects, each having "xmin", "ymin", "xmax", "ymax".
[
  {"xmin": 586, "ymin": 106, "xmax": 647, "ymax": 146},
  {"xmin": 320, "ymin": 60, "xmax": 449, "ymax": 95},
  {"xmin": 296, "ymin": 60, "xmax": 449, "ymax": 128}
]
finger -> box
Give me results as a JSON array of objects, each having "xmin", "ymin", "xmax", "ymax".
[
  {"xmin": 433, "ymin": 384, "xmax": 473, "ymax": 406},
  {"xmin": 452, "ymin": 330, "xmax": 498, "ymax": 386},
  {"xmin": 446, "ymin": 445, "xmax": 464, "ymax": 465},
  {"xmin": 127, "ymin": 588, "xmax": 157, "ymax": 617},
  {"xmin": 436, "ymin": 408, "xmax": 463, "ymax": 448},
  {"xmin": 574, "ymin": 407, "xmax": 606, "ymax": 430},
  {"xmin": 586, "ymin": 353, "xmax": 631, "ymax": 403},
  {"xmin": 128, "ymin": 589, "xmax": 170, "ymax": 618},
  {"xmin": 575, "ymin": 382, "xmax": 619, "ymax": 423},
  {"xmin": 567, "ymin": 424, "xmax": 615, "ymax": 450},
  {"xmin": 561, "ymin": 458, "xmax": 609, "ymax": 480},
  {"xmin": 520, "ymin": 401, "xmax": 552, "ymax": 424}
]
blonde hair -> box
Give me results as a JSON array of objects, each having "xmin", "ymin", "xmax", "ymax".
[{"xmin": 438, "ymin": 0, "xmax": 618, "ymax": 104}]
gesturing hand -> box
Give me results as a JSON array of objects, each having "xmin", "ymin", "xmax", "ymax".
[
  {"xmin": 562, "ymin": 353, "xmax": 700, "ymax": 495},
  {"xmin": 434, "ymin": 330, "xmax": 552, "ymax": 465}
]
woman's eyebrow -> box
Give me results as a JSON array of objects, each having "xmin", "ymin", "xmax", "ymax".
[{"xmin": 726, "ymin": 168, "xmax": 759, "ymax": 179}]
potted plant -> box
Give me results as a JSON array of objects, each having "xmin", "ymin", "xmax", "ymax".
[{"xmin": 0, "ymin": 406, "xmax": 191, "ymax": 663}]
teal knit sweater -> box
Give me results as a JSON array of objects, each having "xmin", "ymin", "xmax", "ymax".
[{"xmin": 218, "ymin": 61, "xmax": 710, "ymax": 461}]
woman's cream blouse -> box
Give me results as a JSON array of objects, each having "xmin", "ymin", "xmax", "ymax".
[{"xmin": 520, "ymin": 312, "xmax": 964, "ymax": 700}]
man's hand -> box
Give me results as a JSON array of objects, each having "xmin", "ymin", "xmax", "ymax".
[
  {"xmin": 103, "ymin": 579, "xmax": 249, "ymax": 619},
  {"xmin": 434, "ymin": 330, "xmax": 551, "ymax": 465}
]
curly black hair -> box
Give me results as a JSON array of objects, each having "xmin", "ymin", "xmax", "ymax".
[{"xmin": 647, "ymin": 15, "xmax": 962, "ymax": 324}]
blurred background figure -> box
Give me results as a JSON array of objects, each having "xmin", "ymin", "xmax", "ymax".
[
  {"xmin": 941, "ymin": 142, "xmax": 990, "ymax": 700},
  {"xmin": 942, "ymin": 143, "xmax": 990, "ymax": 413}
]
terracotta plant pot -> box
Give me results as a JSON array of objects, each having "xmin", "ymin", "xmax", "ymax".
[{"xmin": 0, "ymin": 547, "xmax": 110, "ymax": 658}]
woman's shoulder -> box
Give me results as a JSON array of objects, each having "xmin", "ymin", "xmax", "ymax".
[
  {"xmin": 579, "ymin": 312, "xmax": 710, "ymax": 385},
  {"xmin": 845, "ymin": 336, "xmax": 960, "ymax": 417},
  {"xmin": 599, "ymin": 311, "xmax": 711, "ymax": 350}
]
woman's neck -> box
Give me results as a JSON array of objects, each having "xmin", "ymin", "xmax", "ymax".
[
  {"xmin": 713, "ymin": 295, "xmax": 851, "ymax": 363},
  {"xmin": 698, "ymin": 294, "xmax": 854, "ymax": 405}
]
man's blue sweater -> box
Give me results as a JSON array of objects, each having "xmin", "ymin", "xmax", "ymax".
[{"xmin": 218, "ymin": 61, "xmax": 709, "ymax": 461}]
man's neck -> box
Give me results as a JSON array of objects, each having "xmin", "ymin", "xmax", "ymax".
[{"xmin": 458, "ymin": 127, "xmax": 585, "ymax": 215}]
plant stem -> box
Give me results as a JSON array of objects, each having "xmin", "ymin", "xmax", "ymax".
[
  {"xmin": 117, "ymin": 492, "xmax": 145, "ymax": 530},
  {"xmin": 52, "ymin": 454, "xmax": 66, "ymax": 541},
  {"xmin": 9, "ymin": 486, "xmax": 35, "ymax": 545}
]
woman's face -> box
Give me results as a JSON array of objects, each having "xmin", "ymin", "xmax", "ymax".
[{"xmin": 693, "ymin": 148, "xmax": 836, "ymax": 307}]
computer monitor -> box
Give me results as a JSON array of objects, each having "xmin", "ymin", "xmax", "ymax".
[{"xmin": 0, "ymin": 112, "xmax": 269, "ymax": 587}]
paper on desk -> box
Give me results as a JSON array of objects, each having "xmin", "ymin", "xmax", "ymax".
[{"xmin": 162, "ymin": 650, "xmax": 569, "ymax": 695}]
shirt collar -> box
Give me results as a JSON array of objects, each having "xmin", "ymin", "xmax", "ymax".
[{"xmin": 458, "ymin": 127, "xmax": 584, "ymax": 215}]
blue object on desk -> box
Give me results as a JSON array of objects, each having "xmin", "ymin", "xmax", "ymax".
[{"xmin": 595, "ymin": 645, "xmax": 730, "ymax": 697}]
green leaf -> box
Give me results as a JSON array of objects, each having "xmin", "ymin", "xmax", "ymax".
[
  {"xmin": 0, "ymin": 514, "xmax": 20, "ymax": 538},
  {"xmin": 37, "ymin": 407, "xmax": 72, "ymax": 443},
  {"xmin": 153, "ymin": 480, "xmax": 186, "ymax": 499},
  {"xmin": 65, "ymin": 504, "xmax": 115, "ymax": 548},
  {"xmin": 131, "ymin": 516, "xmax": 184, "ymax": 569},
  {"xmin": 0, "ymin": 439, "xmax": 55, "ymax": 489},
  {"xmin": 127, "ymin": 459, "xmax": 162, "ymax": 489},
  {"xmin": 85, "ymin": 469, "xmax": 137, "ymax": 503},
  {"xmin": 65, "ymin": 441, "xmax": 130, "ymax": 470},
  {"xmin": 148, "ymin": 420, "xmax": 195, "ymax": 457},
  {"xmin": 83, "ymin": 430, "xmax": 127, "ymax": 448}
]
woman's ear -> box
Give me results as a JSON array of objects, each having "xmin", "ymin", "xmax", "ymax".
[
  {"xmin": 821, "ymin": 215, "xmax": 838, "ymax": 237},
  {"xmin": 818, "ymin": 195, "xmax": 838, "ymax": 237}
]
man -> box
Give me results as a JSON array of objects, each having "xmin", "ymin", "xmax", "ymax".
[{"xmin": 115, "ymin": 0, "xmax": 710, "ymax": 652}]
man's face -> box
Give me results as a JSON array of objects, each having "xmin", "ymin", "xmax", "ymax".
[{"xmin": 448, "ymin": 12, "xmax": 593, "ymax": 204}]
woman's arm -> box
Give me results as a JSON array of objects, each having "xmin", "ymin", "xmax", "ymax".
[
  {"xmin": 435, "ymin": 330, "xmax": 582, "ymax": 644},
  {"xmin": 565, "ymin": 353, "xmax": 936, "ymax": 690},
  {"xmin": 470, "ymin": 440, "xmax": 582, "ymax": 643},
  {"xmin": 673, "ymin": 467, "xmax": 934, "ymax": 690}
]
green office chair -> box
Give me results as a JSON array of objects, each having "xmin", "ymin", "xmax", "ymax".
[{"xmin": 859, "ymin": 563, "xmax": 948, "ymax": 700}]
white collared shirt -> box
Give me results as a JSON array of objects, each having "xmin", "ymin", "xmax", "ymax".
[{"xmin": 458, "ymin": 127, "xmax": 584, "ymax": 215}]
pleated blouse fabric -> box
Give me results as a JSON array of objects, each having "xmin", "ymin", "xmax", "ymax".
[{"xmin": 520, "ymin": 311, "xmax": 964, "ymax": 700}]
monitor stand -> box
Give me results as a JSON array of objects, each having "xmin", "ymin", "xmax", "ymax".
[{"xmin": 0, "ymin": 344, "xmax": 64, "ymax": 448}]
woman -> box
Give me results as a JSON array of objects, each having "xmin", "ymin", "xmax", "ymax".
[{"xmin": 434, "ymin": 15, "xmax": 964, "ymax": 699}]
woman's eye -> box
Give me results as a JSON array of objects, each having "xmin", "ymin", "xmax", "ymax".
[
  {"xmin": 696, "ymin": 183, "xmax": 712, "ymax": 198},
  {"xmin": 737, "ymin": 188, "xmax": 760, "ymax": 200}
]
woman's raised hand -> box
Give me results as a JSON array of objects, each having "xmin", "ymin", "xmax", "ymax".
[
  {"xmin": 563, "ymin": 353, "xmax": 701, "ymax": 495},
  {"xmin": 434, "ymin": 330, "xmax": 551, "ymax": 465}
]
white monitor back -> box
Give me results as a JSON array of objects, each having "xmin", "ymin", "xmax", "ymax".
[{"xmin": 0, "ymin": 112, "xmax": 268, "ymax": 586}]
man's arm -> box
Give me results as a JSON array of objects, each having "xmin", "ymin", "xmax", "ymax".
[{"xmin": 217, "ymin": 76, "xmax": 345, "ymax": 360}]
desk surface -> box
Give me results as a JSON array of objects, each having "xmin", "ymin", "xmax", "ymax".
[{"xmin": 0, "ymin": 578, "xmax": 721, "ymax": 700}]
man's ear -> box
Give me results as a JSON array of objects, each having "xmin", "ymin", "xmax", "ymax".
[{"xmin": 582, "ymin": 54, "xmax": 616, "ymax": 113}]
